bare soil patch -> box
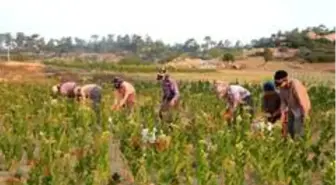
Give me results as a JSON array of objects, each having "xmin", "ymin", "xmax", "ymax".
[{"xmin": 0, "ymin": 61, "xmax": 47, "ymax": 83}]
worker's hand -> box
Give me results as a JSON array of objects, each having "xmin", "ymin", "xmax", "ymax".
[
  {"xmin": 280, "ymin": 111, "xmax": 288, "ymax": 123},
  {"xmin": 223, "ymin": 110, "xmax": 233, "ymax": 120},
  {"xmin": 111, "ymin": 105, "xmax": 119, "ymax": 111},
  {"xmin": 169, "ymin": 98, "xmax": 177, "ymax": 107}
]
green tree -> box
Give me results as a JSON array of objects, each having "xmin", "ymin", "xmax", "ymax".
[{"xmin": 222, "ymin": 52, "xmax": 235, "ymax": 62}]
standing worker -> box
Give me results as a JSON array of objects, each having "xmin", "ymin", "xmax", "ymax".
[
  {"xmin": 51, "ymin": 81, "xmax": 78, "ymax": 99},
  {"xmin": 214, "ymin": 80, "xmax": 254, "ymax": 120},
  {"xmin": 261, "ymin": 81, "xmax": 281, "ymax": 124},
  {"xmin": 157, "ymin": 68, "xmax": 180, "ymax": 120},
  {"xmin": 111, "ymin": 77, "xmax": 136, "ymax": 111},
  {"xmin": 274, "ymin": 70, "xmax": 311, "ymax": 139}
]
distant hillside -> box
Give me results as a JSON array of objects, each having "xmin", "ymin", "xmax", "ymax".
[{"xmin": 0, "ymin": 25, "xmax": 334, "ymax": 63}]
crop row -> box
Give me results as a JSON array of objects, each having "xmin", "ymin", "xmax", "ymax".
[{"xmin": 0, "ymin": 81, "xmax": 334, "ymax": 185}]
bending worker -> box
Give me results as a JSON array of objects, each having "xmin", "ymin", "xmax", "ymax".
[
  {"xmin": 51, "ymin": 81, "xmax": 77, "ymax": 99},
  {"xmin": 262, "ymin": 81, "xmax": 281, "ymax": 124},
  {"xmin": 214, "ymin": 80, "xmax": 254, "ymax": 120},
  {"xmin": 157, "ymin": 68, "xmax": 180, "ymax": 120},
  {"xmin": 111, "ymin": 77, "xmax": 136, "ymax": 111},
  {"xmin": 74, "ymin": 83, "xmax": 102, "ymax": 116}
]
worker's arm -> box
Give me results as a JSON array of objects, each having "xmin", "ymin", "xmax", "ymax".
[
  {"xmin": 279, "ymin": 91, "xmax": 288, "ymax": 123},
  {"xmin": 79, "ymin": 89, "xmax": 88, "ymax": 105},
  {"xmin": 292, "ymin": 80, "xmax": 311, "ymax": 115},
  {"xmin": 227, "ymin": 91, "xmax": 240, "ymax": 112},
  {"xmin": 117, "ymin": 86, "xmax": 133, "ymax": 108},
  {"xmin": 170, "ymin": 80, "xmax": 180, "ymax": 101},
  {"xmin": 112, "ymin": 90, "xmax": 121, "ymax": 108},
  {"xmin": 271, "ymin": 96, "xmax": 282, "ymax": 117}
]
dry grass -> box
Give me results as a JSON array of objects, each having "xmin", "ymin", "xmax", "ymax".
[
  {"xmin": 0, "ymin": 61, "xmax": 48, "ymax": 83},
  {"xmin": 0, "ymin": 59, "xmax": 334, "ymax": 86},
  {"xmin": 124, "ymin": 70, "xmax": 334, "ymax": 86}
]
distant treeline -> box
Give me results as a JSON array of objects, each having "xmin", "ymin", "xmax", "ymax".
[{"xmin": 0, "ymin": 24, "xmax": 334, "ymax": 63}]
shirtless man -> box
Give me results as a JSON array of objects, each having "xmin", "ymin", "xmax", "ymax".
[
  {"xmin": 111, "ymin": 77, "xmax": 136, "ymax": 111},
  {"xmin": 214, "ymin": 80, "xmax": 254, "ymax": 120},
  {"xmin": 274, "ymin": 70, "xmax": 311, "ymax": 139},
  {"xmin": 51, "ymin": 81, "xmax": 77, "ymax": 98},
  {"xmin": 157, "ymin": 69, "xmax": 180, "ymax": 120}
]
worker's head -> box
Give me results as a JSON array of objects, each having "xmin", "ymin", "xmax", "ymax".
[
  {"xmin": 73, "ymin": 86, "xmax": 82, "ymax": 100},
  {"xmin": 157, "ymin": 67, "xmax": 167, "ymax": 80},
  {"xmin": 274, "ymin": 70, "xmax": 289, "ymax": 89},
  {"xmin": 263, "ymin": 81, "xmax": 276, "ymax": 94},
  {"xmin": 112, "ymin": 77, "xmax": 123, "ymax": 89},
  {"xmin": 214, "ymin": 80, "xmax": 229, "ymax": 98},
  {"xmin": 51, "ymin": 84, "xmax": 61, "ymax": 97}
]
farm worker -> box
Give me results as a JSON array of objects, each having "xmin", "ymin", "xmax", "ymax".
[
  {"xmin": 111, "ymin": 77, "xmax": 136, "ymax": 111},
  {"xmin": 51, "ymin": 81, "xmax": 77, "ymax": 98},
  {"xmin": 74, "ymin": 84, "xmax": 102, "ymax": 116},
  {"xmin": 274, "ymin": 70, "xmax": 311, "ymax": 139},
  {"xmin": 214, "ymin": 80, "xmax": 254, "ymax": 119},
  {"xmin": 157, "ymin": 68, "xmax": 180, "ymax": 120},
  {"xmin": 262, "ymin": 81, "xmax": 281, "ymax": 124}
]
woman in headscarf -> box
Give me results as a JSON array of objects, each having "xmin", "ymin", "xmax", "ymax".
[
  {"xmin": 214, "ymin": 80, "xmax": 254, "ymax": 120},
  {"xmin": 262, "ymin": 81, "xmax": 281, "ymax": 124}
]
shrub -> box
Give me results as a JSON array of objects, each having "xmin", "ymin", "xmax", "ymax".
[
  {"xmin": 301, "ymin": 48, "xmax": 335, "ymax": 63},
  {"xmin": 222, "ymin": 53, "xmax": 235, "ymax": 62},
  {"xmin": 263, "ymin": 48, "xmax": 273, "ymax": 62},
  {"xmin": 208, "ymin": 48, "xmax": 223, "ymax": 59},
  {"xmin": 119, "ymin": 55, "xmax": 147, "ymax": 65}
]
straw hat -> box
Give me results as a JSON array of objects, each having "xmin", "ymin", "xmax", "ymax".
[
  {"xmin": 52, "ymin": 84, "xmax": 60, "ymax": 94},
  {"xmin": 214, "ymin": 80, "xmax": 229, "ymax": 94}
]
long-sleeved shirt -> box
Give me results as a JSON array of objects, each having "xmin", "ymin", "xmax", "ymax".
[
  {"xmin": 226, "ymin": 85, "xmax": 251, "ymax": 110},
  {"xmin": 279, "ymin": 78, "xmax": 311, "ymax": 117}
]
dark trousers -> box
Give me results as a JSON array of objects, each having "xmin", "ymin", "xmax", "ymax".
[
  {"xmin": 89, "ymin": 87, "xmax": 102, "ymax": 124},
  {"xmin": 287, "ymin": 111, "xmax": 304, "ymax": 139}
]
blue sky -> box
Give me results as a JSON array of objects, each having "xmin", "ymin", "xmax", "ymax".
[{"xmin": 0, "ymin": 0, "xmax": 335, "ymax": 44}]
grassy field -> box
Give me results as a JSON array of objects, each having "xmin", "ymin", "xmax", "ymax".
[{"xmin": 0, "ymin": 60, "xmax": 334, "ymax": 185}]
